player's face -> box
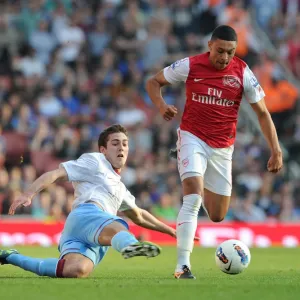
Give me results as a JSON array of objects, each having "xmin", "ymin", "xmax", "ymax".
[
  {"xmin": 208, "ymin": 39, "xmax": 237, "ymax": 70},
  {"xmin": 100, "ymin": 132, "xmax": 129, "ymax": 170}
]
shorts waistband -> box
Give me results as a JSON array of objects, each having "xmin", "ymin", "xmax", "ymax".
[{"xmin": 81, "ymin": 201, "xmax": 105, "ymax": 211}]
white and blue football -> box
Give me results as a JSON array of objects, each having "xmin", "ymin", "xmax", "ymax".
[{"xmin": 215, "ymin": 239, "xmax": 251, "ymax": 275}]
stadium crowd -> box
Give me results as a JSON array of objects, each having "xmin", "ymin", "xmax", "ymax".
[{"xmin": 0, "ymin": 0, "xmax": 300, "ymax": 222}]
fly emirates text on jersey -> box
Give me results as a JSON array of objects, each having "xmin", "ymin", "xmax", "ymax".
[{"xmin": 191, "ymin": 88, "xmax": 235, "ymax": 107}]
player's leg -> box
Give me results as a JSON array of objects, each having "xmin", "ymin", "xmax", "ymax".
[
  {"xmin": 175, "ymin": 131, "xmax": 208, "ymax": 279},
  {"xmin": 0, "ymin": 205, "xmax": 133, "ymax": 278},
  {"xmin": 0, "ymin": 251, "xmax": 93, "ymax": 278},
  {"xmin": 0, "ymin": 233, "xmax": 96, "ymax": 278},
  {"xmin": 203, "ymin": 147, "xmax": 233, "ymax": 222},
  {"xmin": 0, "ymin": 203, "xmax": 107, "ymax": 278},
  {"xmin": 0, "ymin": 248, "xmax": 64, "ymax": 277},
  {"xmin": 203, "ymin": 189, "xmax": 231, "ymax": 222},
  {"xmin": 57, "ymin": 220, "xmax": 160, "ymax": 278},
  {"xmin": 62, "ymin": 203, "xmax": 160, "ymax": 261},
  {"xmin": 60, "ymin": 253, "xmax": 94, "ymax": 278},
  {"xmin": 174, "ymin": 175, "xmax": 204, "ymax": 279},
  {"xmin": 98, "ymin": 220, "xmax": 161, "ymax": 259}
]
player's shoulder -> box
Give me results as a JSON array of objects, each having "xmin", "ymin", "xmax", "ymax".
[
  {"xmin": 79, "ymin": 152, "xmax": 103, "ymax": 163},
  {"xmin": 189, "ymin": 52, "xmax": 209, "ymax": 65},
  {"xmin": 169, "ymin": 53, "xmax": 208, "ymax": 70},
  {"xmin": 170, "ymin": 56, "xmax": 190, "ymax": 70},
  {"xmin": 232, "ymin": 56, "xmax": 248, "ymax": 70}
]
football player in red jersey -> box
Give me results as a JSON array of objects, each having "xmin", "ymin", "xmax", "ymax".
[{"xmin": 146, "ymin": 25, "xmax": 283, "ymax": 279}]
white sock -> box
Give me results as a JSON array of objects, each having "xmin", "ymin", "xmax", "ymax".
[{"xmin": 176, "ymin": 194, "xmax": 202, "ymax": 272}]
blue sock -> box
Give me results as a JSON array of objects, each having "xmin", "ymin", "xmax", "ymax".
[
  {"xmin": 7, "ymin": 254, "xmax": 58, "ymax": 277},
  {"xmin": 111, "ymin": 231, "xmax": 138, "ymax": 252}
]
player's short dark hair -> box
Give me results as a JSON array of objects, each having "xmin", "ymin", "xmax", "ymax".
[
  {"xmin": 211, "ymin": 25, "xmax": 237, "ymax": 42},
  {"xmin": 98, "ymin": 124, "xmax": 128, "ymax": 148}
]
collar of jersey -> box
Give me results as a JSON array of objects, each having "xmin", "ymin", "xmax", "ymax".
[{"xmin": 102, "ymin": 154, "xmax": 121, "ymax": 178}]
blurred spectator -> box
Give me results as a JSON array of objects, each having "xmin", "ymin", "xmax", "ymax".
[
  {"xmin": 115, "ymin": 95, "xmax": 147, "ymax": 127},
  {"xmin": 0, "ymin": 103, "xmax": 14, "ymax": 131},
  {"xmin": 141, "ymin": 18, "xmax": 168, "ymax": 70},
  {"xmin": 0, "ymin": 168, "xmax": 9, "ymax": 214},
  {"xmin": 18, "ymin": 0, "xmax": 45, "ymax": 39},
  {"xmin": 32, "ymin": 191, "xmax": 52, "ymax": 219},
  {"xmin": 38, "ymin": 82, "xmax": 63, "ymax": 117},
  {"xmin": 88, "ymin": 20, "xmax": 111, "ymax": 60},
  {"xmin": 11, "ymin": 103, "xmax": 37, "ymax": 135},
  {"xmin": 114, "ymin": 17, "xmax": 143, "ymax": 61},
  {"xmin": 30, "ymin": 118, "xmax": 53, "ymax": 151},
  {"xmin": 29, "ymin": 20, "xmax": 56, "ymax": 65},
  {"xmin": 264, "ymin": 77, "xmax": 298, "ymax": 138},
  {"xmin": 0, "ymin": 15, "xmax": 22, "ymax": 74},
  {"xmin": 152, "ymin": 193, "xmax": 179, "ymax": 221},
  {"xmin": 59, "ymin": 85, "xmax": 80, "ymax": 115},
  {"xmin": 16, "ymin": 46, "xmax": 46, "ymax": 78},
  {"xmin": 51, "ymin": 3, "xmax": 70, "ymax": 39},
  {"xmin": 0, "ymin": 125, "xmax": 6, "ymax": 155},
  {"xmin": 57, "ymin": 14, "xmax": 85, "ymax": 66},
  {"xmin": 234, "ymin": 192, "xmax": 267, "ymax": 222},
  {"xmin": 252, "ymin": 0, "xmax": 281, "ymax": 30}
]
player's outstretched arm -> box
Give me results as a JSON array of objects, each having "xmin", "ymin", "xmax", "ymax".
[
  {"xmin": 146, "ymin": 70, "xmax": 177, "ymax": 121},
  {"xmin": 123, "ymin": 207, "xmax": 176, "ymax": 238},
  {"xmin": 251, "ymin": 98, "xmax": 283, "ymax": 173},
  {"xmin": 8, "ymin": 166, "xmax": 68, "ymax": 215}
]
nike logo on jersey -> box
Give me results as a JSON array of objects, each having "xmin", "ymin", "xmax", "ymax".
[
  {"xmin": 194, "ymin": 78, "xmax": 204, "ymax": 82},
  {"xmin": 225, "ymin": 261, "xmax": 232, "ymax": 272}
]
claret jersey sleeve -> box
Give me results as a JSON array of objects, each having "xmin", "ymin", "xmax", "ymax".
[
  {"xmin": 243, "ymin": 65, "xmax": 265, "ymax": 104},
  {"xmin": 60, "ymin": 153, "xmax": 100, "ymax": 182},
  {"xmin": 163, "ymin": 57, "xmax": 190, "ymax": 84}
]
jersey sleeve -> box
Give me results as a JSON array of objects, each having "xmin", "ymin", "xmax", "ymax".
[
  {"xmin": 163, "ymin": 57, "xmax": 190, "ymax": 84},
  {"xmin": 119, "ymin": 188, "xmax": 137, "ymax": 212},
  {"xmin": 243, "ymin": 65, "xmax": 265, "ymax": 104},
  {"xmin": 60, "ymin": 153, "xmax": 100, "ymax": 182}
]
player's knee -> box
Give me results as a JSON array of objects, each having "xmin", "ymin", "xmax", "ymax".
[
  {"xmin": 99, "ymin": 221, "xmax": 128, "ymax": 245},
  {"xmin": 180, "ymin": 194, "xmax": 202, "ymax": 217},
  {"xmin": 209, "ymin": 214, "xmax": 225, "ymax": 223},
  {"xmin": 71, "ymin": 262, "xmax": 93, "ymax": 278},
  {"xmin": 182, "ymin": 176, "xmax": 204, "ymax": 196}
]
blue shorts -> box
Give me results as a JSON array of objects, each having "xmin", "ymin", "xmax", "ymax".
[{"xmin": 58, "ymin": 203, "xmax": 128, "ymax": 265}]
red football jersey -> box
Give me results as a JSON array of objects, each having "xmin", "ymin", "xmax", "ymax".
[{"xmin": 163, "ymin": 52, "xmax": 265, "ymax": 148}]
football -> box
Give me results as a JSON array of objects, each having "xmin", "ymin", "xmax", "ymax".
[{"xmin": 215, "ymin": 239, "xmax": 251, "ymax": 275}]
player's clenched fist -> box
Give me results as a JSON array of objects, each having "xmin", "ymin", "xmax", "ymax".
[
  {"xmin": 267, "ymin": 152, "xmax": 283, "ymax": 173},
  {"xmin": 9, "ymin": 193, "xmax": 32, "ymax": 215},
  {"xmin": 159, "ymin": 104, "xmax": 177, "ymax": 121}
]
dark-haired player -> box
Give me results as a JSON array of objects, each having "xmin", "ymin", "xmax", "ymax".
[
  {"xmin": 1, "ymin": 124, "xmax": 176, "ymax": 278},
  {"xmin": 146, "ymin": 25, "xmax": 283, "ymax": 279}
]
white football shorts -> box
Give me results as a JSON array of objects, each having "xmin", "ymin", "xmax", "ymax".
[{"xmin": 176, "ymin": 129, "xmax": 234, "ymax": 196}]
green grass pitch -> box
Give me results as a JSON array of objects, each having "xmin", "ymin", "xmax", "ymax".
[{"xmin": 0, "ymin": 246, "xmax": 299, "ymax": 300}]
